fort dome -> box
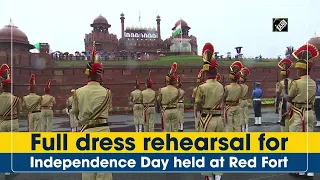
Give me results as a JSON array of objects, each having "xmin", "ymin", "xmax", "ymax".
[
  {"xmin": 172, "ymin": 19, "xmax": 190, "ymax": 30},
  {"xmin": 308, "ymin": 33, "xmax": 320, "ymax": 50},
  {"xmin": 93, "ymin": 15, "xmax": 109, "ymax": 24},
  {"xmin": 0, "ymin": 24, "xmax": 30, "ymax": 44}
]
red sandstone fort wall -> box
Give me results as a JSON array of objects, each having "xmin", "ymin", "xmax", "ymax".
[
  {"xmin": 6, "ymin": 65, "xmax": 320, "ymax": 110},
  {"xmin": 1, "ymin": 51, "xmax": 319, "ymax": 110}
]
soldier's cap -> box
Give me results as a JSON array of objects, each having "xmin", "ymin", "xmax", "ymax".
[
  {"xmin": 0, "ymin": 64, "xmax": 12, "ymax": 88},
  {"xmin": 292, "ymin": 44, "xmax": 319, "ymax": 70},
  {"xmin": 255, "ymin": 82, "xmax": 261, "ymax": 85},
  {"xmin": 166, "ymin": 62, "xmax": 178, "ymax": 83},
  {"xmin": 44, "ymin": 79, "xmax": 51, "ymax": 93},
  {"xmin": 85, "ymin": 41, "xmax": 103, "ymax": 76},
  {"xmin": 229, "ymin": 61, "xmax": 243, "ymax": 80},
  {"xmin": 29, "ymin": 74, "xmax": 36, "ymax": 89},
  {"xmin": 202, "ymin": 43, "xmax": 218, "ymax": 71}
]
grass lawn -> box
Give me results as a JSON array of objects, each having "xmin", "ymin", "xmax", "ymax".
[{"xmin": 54, "ymin": 55, "xmax": 280, "ymax": 67}]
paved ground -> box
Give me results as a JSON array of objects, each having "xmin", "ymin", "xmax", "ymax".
[{"xmin": 2, "ymin": 107, "xmax": 320, "ymax": 180}]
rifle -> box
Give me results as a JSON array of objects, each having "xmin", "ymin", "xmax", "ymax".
[{"xmin": 280, "ymin": 78, "xmax": 288, "ymax": 126}]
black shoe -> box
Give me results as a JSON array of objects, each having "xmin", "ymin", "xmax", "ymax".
[{"xmin": 178, "ymin": 130, "xmax": 183, "ymax": 132}]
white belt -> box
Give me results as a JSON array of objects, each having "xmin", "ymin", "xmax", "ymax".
[
  {"xmin": 316, "ymin": 96, "xmax": 320, "ymax": 99},
  {"xmin": 253, "ymin": 98, "xmax": 261, "ymax": 101}
]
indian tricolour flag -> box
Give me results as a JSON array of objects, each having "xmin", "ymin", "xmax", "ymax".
[{"xmin": 172, "ymin": 20, "xmax": 182, "ymax": 38}]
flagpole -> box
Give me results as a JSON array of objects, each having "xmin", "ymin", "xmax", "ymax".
[
  {"xmin": 10, "ymin": 18, "xmax": 13, "ymax": 132},
  {"xmin": 180, "ymin": 18, "xmax": 182, "ymax": 52}
]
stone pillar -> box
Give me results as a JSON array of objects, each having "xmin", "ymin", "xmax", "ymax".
[
  {"xmin": 120, "ymin": 13, "xmax": 125, "ymax": 38},
  {"xmin": 156, "ymin": 15, "xmax": 161, "ymax": 40}
]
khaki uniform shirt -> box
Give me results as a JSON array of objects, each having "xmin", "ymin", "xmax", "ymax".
[
  {"xmin": 192, "ymin": 87, "xmax": 197, "ymax": 100},
  {"xmin": 142, "ymin": 88, "xmax": 156, "ymax": 105},
  {"xmin": 276, "ymin": 78, "xmax": 293, "ymax": 97},
  {"xmin": 66, "ymin": 96, "xmax": 73, "ymax": 109},
  {"xmin": 240, "ymin": 84, "xmax": 249, "ymax": 99},
  {"xmin": 178, "ymin": 88, "xmax": 185, "ymax": 103},
  {"xmin": 195, "ymin": 79, "xmax": 224, "ymax": 112},
  {"xmin": 157, "ymin": 85, "xmax": 179, "ymax": 108},
  {"xmin": 0, "ymin": 92, "xmax": 20, "ymax": 118},
  {"xmin": 23, "ymin": 93, "xmax": 42, "ymax": 112},
  {"xmin": 41, "ymin": 94, "xmax": 56, "ymax": 108},
  {"xmin": 130, "ymin": 89, "xmax": 143, "ymax": 104},
  {"xmin": 71, "ymin": 81, "xmax": 111, "ymax": 124},
  {"xmin": 224, "ymin": 83, "xmax": 242, "ymax": 102},
  {"xmin": 289, "ymin": 75, "xmax": 317, "ymax": 105}
]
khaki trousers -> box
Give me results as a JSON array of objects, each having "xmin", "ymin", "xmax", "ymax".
[
  {"xmin": 69, "ymin": 113, "xmax": 78, "ymax": 128},
  {"xmin": 41, "ymin": 109, "xmax": 53, "ymax": 132},
  {"xmin": 28, "ymin": 112, "xmax": 41, "ymax": 132},
  {"xmin": 289, "ymin": 110, "xmax": 314, "ymax": 132},
  {"xmin": 163, "ymin": 109, "xmax": 179, "ymax": 132},
  {"xmin": 0, "ymin": 119, "xmax": 19, "ymax": 132},
  {"xmin": 133, "ymin": 104, "xmax": 144, "ymax": 125},
  {"xmin": 195, "ymin": 110, "xmax": 200, "ymax": 132},
  {"xmin": 82, "ymin": 126, "xmax": 112, "ymax": 180},
  {"xmin": 279, "ymin": 108, "xmax": 289, "ymax": 132},
  {"xmin": 177, "ymin": 103, "xmax": 184, "ymax": 124},
  {"xmin": 201, "ymin": 115, "xmax": 223, "ymax": 177},
  {"xmin": 224, "ymin": 105, "xmax": 241, "ymax": 132},
  {"xmin": 239, "ymin": 100, "xmax": 249, "ymax": 125},
  {"xmin": 143, "ymin": 107, "xmax": 155, "ymax": 132}
]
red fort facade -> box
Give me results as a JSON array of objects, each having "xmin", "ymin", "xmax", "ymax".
[
  {"xmin": 0, "ymin": 19, "xmax": 320, "ymax": 110},
  {"xmin": 84, "ymin": 14, "xmax": 198, "ymax": 56}
]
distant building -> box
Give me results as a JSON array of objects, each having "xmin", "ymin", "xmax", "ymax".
[{"xmin": 84, "ymin": 14, "xmax": 198, "ymax": 56}]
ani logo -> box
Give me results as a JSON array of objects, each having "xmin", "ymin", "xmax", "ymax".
[{"xmin": 273, "ymin": 18, "xmax": 288, "ymax": 32}]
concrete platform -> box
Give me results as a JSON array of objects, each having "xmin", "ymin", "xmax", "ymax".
[{"xmin": 2, "ymin": 107, "xmax": 319, "ymax": 180}]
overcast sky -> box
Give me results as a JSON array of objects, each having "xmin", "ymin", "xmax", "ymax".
[{"xmin": 0, "ymin": 0, "xmax": 319, "ymax": 57}]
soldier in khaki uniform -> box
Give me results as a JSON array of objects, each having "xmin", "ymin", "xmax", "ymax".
[
  {"xmin": 239, "ymin": 67, "xmax": 251, "ymax": 132},
  {"xmin": 282, "ymin": 44, "xmax": 318, "ymax": 178},
  {"xmin": 157, "ymin": 62, "xmax": 180, "ymax": 132},
  {"xmin": 142, "ymin": 71, "xmax": 156, "ymax": 132},
  {"xmin": 130, "ymin": 76, "xmax": 143, "ymax": 132},
  {"xmin": 66, "ymin": 89, "xmax": 78, "ymax": 132},
  {"xmin": 223, "ymin": 61, "xmax": 243, "ymax": 132},
  {"xmin": 41, "ymin": 79, "xmax": 56, "ymax": 132},
  {"xmin": 22, "ymin": 74, "xmax": 42, "ymax": 132},
  {"xmin": 72, "ymin": 41, "xmax": 112, "ymax": 180},
  {"xmin": 0, "ymin": 64, "xmax": 21, "ymax": 178},
  {"xmin": 196, "ymin": 43, "xmax": 224, "ymax": 180},
  {"xmin": 176, "ymin": 75, "xmax": 185, "ymax": 132},
  {"xmin": 192, "ymin": 69, "xmax": 205, "ymax": 132},
  {"xmin": 275, "ymin": 58, "xmax": 293, "ymax": 132}
]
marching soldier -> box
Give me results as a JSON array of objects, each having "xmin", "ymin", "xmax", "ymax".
[
  {"xmin": 252, "ymin": 82, "xmax": 263, "ymax": 125},
  {"xmin": 192, "ymin": 69, "xmax": 205, "ymax": 132},
  {"xmin": 0, "ymin": 64, "xmax": 21, "ymax": 178},
  {"xmin": 315, "ymin": 79, "xmax": 320, "ymax": 127},
  {"xmin": 157, "ymin": 62, "xmax": 180, "ymax": 132},
  {"xmin": 223, "ymin": 61, "xmax": 243, "ymax": 132},
  {"xmin": 130, "ymin": 76, "xmax": 143, "ymax": 132},
  {"xmin": 71, "ymin": 41, "xmax": 112, "ymax": 180},
  {"xmin": 239, "ymin": 67, "xmax": 251, "ymax": 132},
  {"xmin": 22, "ymin": 74, "xmax": 42, "ymax": 132},
  {"xmin": 282, "ymin": 44, "xmax": 318, "ymax": 178},
  {"xmin": 142, "ymin": 71, "xmax": 156, "ymax": 132},
  {"xmin": 275, "ymin": 58, "xmax": 293, "ymax": 131},
  {"xmin": 176, "ymin": 75, "xmax": 185, "ymax": 132},
  {"xmin": 41, "ymin": 79, "xmax": 56, "ymax": 132},
  {"xmin": 195, "ymin": 43, "xmax": 224, "ymax": 180},
  {"xmin": 66, "ymin": 89, "xmax": 78, "ymax": 132}
]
